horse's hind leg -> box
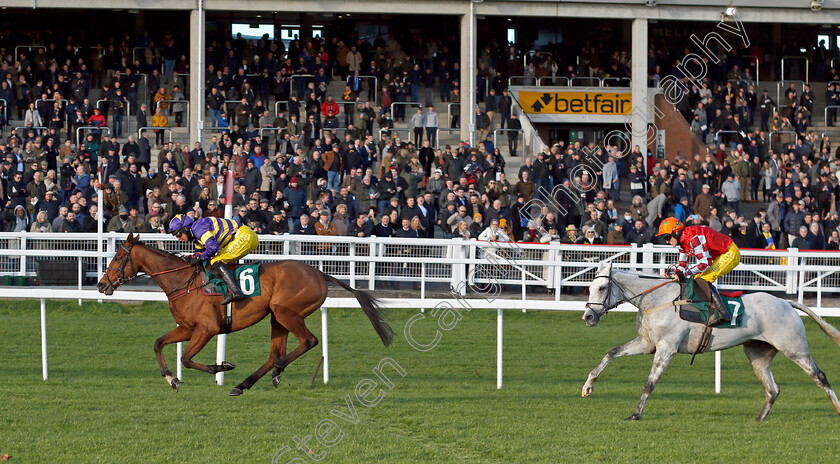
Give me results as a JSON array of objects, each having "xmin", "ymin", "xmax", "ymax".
[
  {"xmin": 627, "ymin": 345, "xmax": 677, "ymax": 421},
  {"xmin": 780, "ymin": 348, "xmax": 840, "ymax": 416},
  {"xmin": 153, "ymin": 325, "xmax": 191, "ymax": 391},
  {"xmin": 582, "ymin": 336, "xmax": 654, "ymax": 397},
  {"xmin": 230, "ymin": 316, "xmax": 289, "ymax": 396},
  {"xmin": 271, "ymin": 311, "xmax": 319, "ymax": 382},
  {"xmin": 743, "ymin": 341, "xmax": 780, "ymax": 421}
]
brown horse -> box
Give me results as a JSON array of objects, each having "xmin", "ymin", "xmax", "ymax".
[{"xmin": 97, "ymin": 233, "xmax": 394, "ymax": 396}]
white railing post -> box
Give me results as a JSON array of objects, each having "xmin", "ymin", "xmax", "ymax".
[
  {"xmin": 321, "ymin": 307, "xmax": 329, "ymax": 384},
  {"xmin": 715, "ymin": 351, "xmax": 721, "ymax": 394},
  {"xmin": 786, "ymin": 248, "xmax": 798, "ymax": 295},
  {"xmin": 19, "ymin": 233, "xmax": 27, "ymax": 276},
  {"xmin": 41, "ymin": 298, "xmax": 48, "ymax": 381},
  {"xmin": 641, "ymin": 243, "xmax": 654, "ymax": 275},
  {"xmin": 78, "ymin": 257, "xmax": 83, "ymax": 306},
  {"xmin": 554, "ymin": 246, "xmax": 563, "ymax": 301},
  {"xmin": 349, "ymin": 242, "xmax": 356, "ymax": 288},
  {"xmin": 368, "ymin": 243, "xmax": 377, "ymax": 290},
  {"xmin": 497, "ymin": 308, "xmax": 503, "ymax": 390}
]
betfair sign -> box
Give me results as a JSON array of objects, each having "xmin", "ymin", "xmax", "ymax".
[{"xmin": 519, "ymin": 91, "xmax": 632, "ymax": 115}]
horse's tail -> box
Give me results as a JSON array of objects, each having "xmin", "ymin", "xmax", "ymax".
[
  {"xmin": 790, "ymin": 302, "xmax": 840, "ymax": 347},
  {"xmin": 320, "ymin": 271, "xmax": 394, "ymax": 347}
]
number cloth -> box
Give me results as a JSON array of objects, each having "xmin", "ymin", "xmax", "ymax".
[
  {"xmin": 684, "ymin": 278, "xmax": 745, "ymax": 328},
  {"xmin": 206, "ymin": 264, "xmax": 261, "ymax": 297}
]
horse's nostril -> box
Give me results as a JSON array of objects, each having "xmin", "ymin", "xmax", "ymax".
[{"xmin": 585, "ymin": 314, "xmax": 593, "ymax": 321}]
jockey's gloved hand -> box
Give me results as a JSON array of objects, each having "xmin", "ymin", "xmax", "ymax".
[
  {"xmin": 189, "ymin": 256, "xmax": 203, "ymax": 265},
  {"xmin": 674, "ymin": 269, "xmax": 687, "ymax": 282}
]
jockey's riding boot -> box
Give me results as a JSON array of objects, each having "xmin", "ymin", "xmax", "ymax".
[
  {"xmin": 706, "ymin": 284, "xmax": 732, "ymax": 327},
  {"xmin": 213, "ymin": 262, "xmax": 245, "ymax": 305}
]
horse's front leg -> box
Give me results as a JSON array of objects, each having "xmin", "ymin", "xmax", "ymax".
[
  {"xmin": 181, "ymin": 330, "xmax": 236, "ymax": 376},
  {"xmin": 626, "ymin": 344, "xmax": 677, "ymax": 421},
  {"xmin": 153, "ymin": 325, "xmax": 191, "ymax": 392},
  {"xmin": 583, "ymin": 336, "xmax": 654, "ymax": 397}
]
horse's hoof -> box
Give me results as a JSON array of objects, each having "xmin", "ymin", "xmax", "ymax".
[
  {"xmin": 229, "ymin": 387, "xmax": 243, "ymax": 396},
  {"xmin": 221, "ymin": 361, "xmax": 236, "ymax": 371},
  {"xmin": 624, "ymin": 413, "xmax": 641, "ymax": 421},
  {"xmin": 582, "ymin": 386, "xmax": 593, "ymax": 397},
  {"xmin": 170, "ymin": 378, "xmax": 181, "ymax": 392},
  {"xmin": 272, "ymin": 374, "xmax": 282, "ymax": 388}
]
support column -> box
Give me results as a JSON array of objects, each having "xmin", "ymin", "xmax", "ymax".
[
  {"xmin": 460, "ymin": 4, "xmax": 476, "ymax": 145},
  {"xmin": 630, "ymin": 18, "xmax": 648, "ymax": 155},
  {"xmin": 189, "ymin": 4, "xmax": 206, "ymax": 146},
  {"xmin": 301, "ymin": 14, "xmax": 313, "ymax": 49}
]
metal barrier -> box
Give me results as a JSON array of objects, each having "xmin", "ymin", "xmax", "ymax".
[
  {"xmin": 508, "ymin": 76, "xmax": 537, "ymax": 87},
  {"xmin": 76, "ymin": 126, "xmax": 112, "ymax": 145},
  {"xmin": 781, "ymin": 56, "xmax": 809, "ymax": 84},
  {"xmin": 138, "ymin": 126, "xmax": 173, "ymax": 144},
  {"xmin": 493, "ymin": 128, "xmax": 525, "ymax": 153},
  {"xmin": 289, "ymin": 74, "xmax": 314, "ymax": 98},
  {"xmin": 379, "ymin": 127, "xmax": 411, "ymax": 141},
  {"xmin": 14, "ymin": 126, "xmax": 48, "ymax": 134},
  {"xmin": 155, "ymin": 99, "xmax": 190, "ymax": 126},
  {"xmin": 96, "ymin": 99, "xmax": 131, "ymax": 120},
  {"xmin": 446, "ymin": 102, "xmax": 461, "ymax": 129},
  {"xmin": 714, "ymin": 130, "xmax": 744, "ymax": 146},
  {"xmin": 824, "ymin": 106, "xmax": 840, "ymax": 136},
  {"xmin": 537, "ymin": 76, "xmax": 569, "ymax": 87},
  {"xmin": 745, "ymin": 55, "xmax": 760, "ymax": 85},
  {"xmin": 357, "ymin": 75, "xmax": 380, "ymax": 105},
  {"xmin": 274, "ymin": 100, "xmax": 289, "ymax": 118},
  {"xmin": 391, "ymin": 102, "xmax": 423, "ymax": 121},
  {"xmin": 776, "ymin": 80, "xmax": 806, "ymax": 110},
  {"xmin": 137, "ymin": 73, "xmax": 150, "ymax": 108},
  {"xmin": 727, "ymin": 79, "xmax": 755, "ymax": 89},
  {"xmin": 132, "ymin": 47, "xmax": 147, "ymax": 66},
  {"xmin": 769, "ymin": 130, "xmax": 799, "ymax": 152},
  {"xmin": 601, "ymin": 77, "xmax": 631, "ymax": 88},
  {"xmin": 259, "ymin": 127, "xmax": 283, "ymax": 140},
  {"xmin": 571, "ymin": 76, "xmax": 601, "ymax": 87},
  {"xmin": 14, "ymin": 44, "xmax": 44, "ymax": 61}
]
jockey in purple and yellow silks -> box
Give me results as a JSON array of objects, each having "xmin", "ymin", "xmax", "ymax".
[{"xmin": 168, "ymin": 214, "xmax": 259, "ymax": 304}]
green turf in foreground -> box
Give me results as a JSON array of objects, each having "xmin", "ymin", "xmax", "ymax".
[{"xmin": 1, "ymin": 300, "xmax": 840, "ymax": 463}]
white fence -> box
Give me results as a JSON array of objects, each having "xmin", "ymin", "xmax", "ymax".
[
  {"xmin": 2, "ymin": 232, "xmax": 840, "ymax": 305},
  {"xmin": 4, "ymin": 232, "xmax": 840, "ymax": 392}
]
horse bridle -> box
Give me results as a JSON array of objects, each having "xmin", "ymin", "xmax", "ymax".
[{"xmin": 102, "ymin": 241, "xmax": 140, "ymax": 290}]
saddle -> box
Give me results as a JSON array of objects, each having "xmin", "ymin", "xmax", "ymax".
[{"xmin": 678, "ymin": 278, "xmax": 733, "ymax": 328}]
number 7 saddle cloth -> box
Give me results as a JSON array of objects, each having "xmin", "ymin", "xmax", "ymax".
[{"xmin": 679, "ymin": 279, "xmax": 745, "ymax": 328}]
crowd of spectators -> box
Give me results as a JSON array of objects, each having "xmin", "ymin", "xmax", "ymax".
[{"xmin": 1, "ymin": 27, "xmax": 840, "ymax": 252}]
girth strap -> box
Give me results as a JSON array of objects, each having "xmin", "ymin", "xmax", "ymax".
[{"xmin": 642, "ymin": 299, "xmax": 694, "ymax": 316}]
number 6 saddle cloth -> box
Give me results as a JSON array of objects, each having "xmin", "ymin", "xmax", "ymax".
[
  {"xmin": 679, "ymin": 279, "xmax": 745, "ymax": 329},
  {"xmin": 202, "ymin": 264, "xmax": 262, "ymax": 298}
]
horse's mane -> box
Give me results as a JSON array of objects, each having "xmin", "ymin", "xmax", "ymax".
[
  {"xmin": 136, "ymin": 240, "xmax": 190, "ymax": 262},
  {"xmin": 614, "ymin": 269, "xmax": 669, "ymax": 280}
]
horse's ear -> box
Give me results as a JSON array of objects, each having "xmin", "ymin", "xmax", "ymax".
[
  {"xmin": 126, "ymin": 233, "xmax": 135, "ymax": 243},
  {"xmin": 607, "ymin": 262, "xmax": 613, "ymax": 273},
  {"xmin": 597, "ymin": 262, "xmax": 605, "ymax": 272}
]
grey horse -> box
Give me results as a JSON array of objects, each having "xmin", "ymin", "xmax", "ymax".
[{"xmin": 580, "ymin": 263, "xmax": 840, "ymax": 421}]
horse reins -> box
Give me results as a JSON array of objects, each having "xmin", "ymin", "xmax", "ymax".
[
  {"xmin": 589, "ymin": 274, "xmax": 676, "ymax": 316},
  {"xmin": 104, "ymin": 241, "xmax": 204, "ymax": 300}
]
